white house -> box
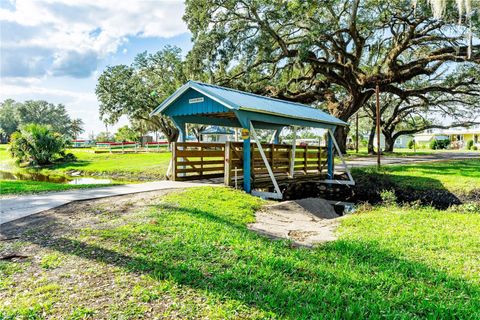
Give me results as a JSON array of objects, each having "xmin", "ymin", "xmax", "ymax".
[
  {"xmin": 200, "ymin": 126, "xmax": 235, "ymax": 143},
  {"xmin": 373, "ymin": 134, "xmax": 414, "ymax": 149}
]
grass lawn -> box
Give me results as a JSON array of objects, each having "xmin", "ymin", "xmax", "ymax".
[
  {"xmin": 0, "ymin": 180, "xmax": 117, "ymax": 196},
  {"xmin": 353, "ymin": 159, "xmax": 480, "ymax": 193},
  {"xmin": 50, "ymin": 148, "xmax": 172, "ymax": 179},
  {"xmin": 345, "ymin": 147, "xmax": 479, "ymax": 158},
  {"xmin": 0, "ymin": 144, "xmax": 12, "ymax": 167},
  {"xmin": 0, "ymin": 144, "xmax": 172, "ymax": 180},
  {"xmin": 1, "ymin": 187, "xmax": 479, "ymax": 319}
]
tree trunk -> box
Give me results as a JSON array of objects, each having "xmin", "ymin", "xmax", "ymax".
[
  {"xmin": 367, "ymin": 125, "xmax": 376, "ymax": 154},
  {"xmin": 165, "ymin": 130, "xmax": 179, "ymax": 143},
  {"xmin": 383, "ymin": 132, "xmax": 395, "ymax": 152},
  {"xmin": 333, "ymin": 126, "xmax": 349, "ymax": 154}
]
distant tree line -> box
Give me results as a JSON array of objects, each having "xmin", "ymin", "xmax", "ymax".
[{"xmin": 0, "ymin": 99, "xmax": 84, "ymax": 143}]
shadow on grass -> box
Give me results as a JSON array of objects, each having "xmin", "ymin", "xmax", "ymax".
[
  {"xmin": 352, "ymin": 169, "xmax": 462, "ymax": 209},
  {"xmin": 2, "ymin": 205, "xmax": 479, "ymax": 318},
  {"xmin": 45, "ymin": 160, "xmax": 91, "ymax": 170}
]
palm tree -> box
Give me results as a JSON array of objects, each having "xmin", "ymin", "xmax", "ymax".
[{"xmin": 71, "ymin": 118, "xmax": 85, "ymax": 139}]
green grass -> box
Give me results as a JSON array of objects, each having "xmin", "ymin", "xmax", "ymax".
[
  {"xmin": 0, "ymin": 144, "xmax": 12, "ymax": 167},
  {"xmin": 354, "ymin": 159, "xmax": 480, "ymax": 193},
  {"xmin": 346, "ymin": 147, "xmax": 435, "ymax": 157},
  {"xmin": 1, "ymin": 187, "xmax": 479, "ymax": 318},
  {"xmin": 0, "ymin": 144, "xmax": 171, "ymax": 180},
  {"xmin": 51, "ymin": 148, "xmax": 171, "ymax": 178},
  {"xmin": 0, "ymin": 180, "xmax": 115, "ymax": 195},
  {"xmin": 345, "ymin": 146, "xmax": 479, "ymax": 158}
]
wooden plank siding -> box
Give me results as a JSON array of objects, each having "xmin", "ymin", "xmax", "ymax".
[
  {"xmin": 172, "ymin": 142, "xmax": 328, "ymax": 188},
  {"xmin": 171, "ymin": 142, "xmax": 226, "ymax": 181}
]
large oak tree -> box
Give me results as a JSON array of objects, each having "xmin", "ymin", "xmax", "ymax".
[
  {"xmin": 96, "ymin": 46, "xmax": 188, "ymax": 142},
  {"xmin": 363, "ymin": 66, "xmax": 480, "ymax": 152},
  {"xmin": 184, "ymin": 0, "xmax": 479, "ymax": 151}
]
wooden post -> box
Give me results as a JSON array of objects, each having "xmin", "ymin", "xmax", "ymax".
[
  {"xmin": 224, "ymin": 141, "xmax": 232, "ymax": 186},
  {"xmin": 327, "ymin": 133, "xmax": 334, "ymax": 179},
  {"xmin": 270, "ymin": 143, "xmax": 274, "ymax": 173},
  {"xmin": 289, "ymin": 126, "xmax": 297, "ymax": 177},
  {"xmin": 376, "ymin": 83, "xmax": 381, "ymax": 168},
  {"xmin": 243, "ymin": 134, "xmax": 251, "ymax": 193},
  {"xmin": 200, "ymin": 144, "xmax": 204, "ymax": 177},
  {"xmin": 318, "ymin": 146, "xmax": 322, "ymax": 173},
  {"xmin": 171, "ymin": 142, "xmax": 177, "ymax": 181},
  {"xmin": 355, "ymin": 112, "xmax": 359, "ymax": 153},
  {"xmin": 304, "ymin": 145, "xmax": 308, "ymax": 174},
  {"xmin": 250, "ymin": 142, "xmax": 255, "ymax": 187}
]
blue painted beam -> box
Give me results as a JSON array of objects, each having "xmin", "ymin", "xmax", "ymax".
[
  {"xmin": 243, "ymin": 134, "xmax": 251, "ymax": 193},
  {"xmin": 169, "ymin": 115, "xmax": 241, "ymax": 128},
  {"xmin": 327, "ymin": 133, "xmax": 334, "ymax": 179},
  {"xmin": 273, "ymin": 127, "xmax": 283, "ymax": 144},
  {"xmin": 171, "ymin": 117, "xmax": 187, "ymax": 142},
  {"xmin": 234, "ymin": 114, "xmax": 252, "ymax": 193},
  {"xmin": 236, "ymin": 110, "xmax": 336, "ymax": 131}
]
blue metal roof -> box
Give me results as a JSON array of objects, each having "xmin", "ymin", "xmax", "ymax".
[
  {"xmin": 151, "ymin": 80, "xmax": 347, "ymax": 127},
  {"xmin": 200, "ymin": 126, "xmax": 235, "ymax": 135}
]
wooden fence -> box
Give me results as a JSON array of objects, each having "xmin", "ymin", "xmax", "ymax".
[
  {"xmin": 225, "ymin": 142, "xmax": 327, "ymax": 187},
  {"xmin": 171, "ymin": 142, "xmax": 225, "ymax": 181},
  {"xmin": 171, "ymin": 142, "xmax": 329, "ymax": 187}
]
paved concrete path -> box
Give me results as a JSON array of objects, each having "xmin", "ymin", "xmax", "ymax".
[
  {"xmin": 0, "ymin": 181, "xmax": 217, "ymax": 225},
  {"xmin": 346, "ymin": 152, "xmax": 480, "ymax": 167}
]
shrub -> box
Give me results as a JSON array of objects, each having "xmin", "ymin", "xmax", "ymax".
[
  {"xmin": 466, "ymin": 140, "xmax": 474, "ymax": 150},
  {"xmin": 9, "ymin": 124, "xmax": 69, "ymax": 166},
  {"xmin": 380, "ymin": 190, "xmax": 397, "ymax": 206},
  {"xmin": 473, "ymin": 146, "xmax": 478, "ymax": 151},
  {"xmin": 408, "ymin": 139, "xmax": 415, "ymax": 149},
  {"xmin": 430, "ymin": 139, "xmax": 450, "ymax": 150}
]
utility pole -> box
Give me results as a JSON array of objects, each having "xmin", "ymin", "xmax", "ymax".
[
  {"xmin": 355, "ymin": 113, "xmax": 359, "ymax": 153},
  {"xmin": 376, "ymin": 83, "xmax": 381, "ymax": 167}
]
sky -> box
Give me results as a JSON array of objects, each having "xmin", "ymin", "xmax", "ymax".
[{"xmin": 0, "ymin": 0, "xmax": 192, "ymax": 137}]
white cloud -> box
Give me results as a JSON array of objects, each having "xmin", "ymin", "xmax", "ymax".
[
  {"xmin": 0, "ymin": 0, "xmax": 187, "ymax": 134},
  {"xmin": 0, "ymin": 0, "xmax": 187, "ymax": 78}
]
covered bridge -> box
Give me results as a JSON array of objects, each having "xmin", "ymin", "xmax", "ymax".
[{"xmin": 151, "ymin": 80, "xmax": 353, "ymax": 199}]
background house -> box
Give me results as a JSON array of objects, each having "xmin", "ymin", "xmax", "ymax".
[
  {"xmin": 200, "ymin": 126, "xmax": 235, "ymax": 143},
  {"xmin": 444, "ymin": 125, "xmax": 480, "ymax": 149},
  {"xmin": 413, "ymin": 126, "xmax": 480, "ymax": 149},
  {"xmin": 373, "ymin": 134, "xmax": 414, "ymax": 149},
  {"xmin": 413, "ymin": 130, "xmax": 449, "ymax": 147}
]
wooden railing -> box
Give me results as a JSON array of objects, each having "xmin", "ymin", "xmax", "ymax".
[
  {"xmin": 170, "ymin": 141, "xmax": 329, "ymax": 188},
  {"xmin": 224, "ymin": 142, "xmax": 328, "ymax": 187},
  {"xmin": 171, "ymin": 142, "xmax": 225, "ymax": 181}
]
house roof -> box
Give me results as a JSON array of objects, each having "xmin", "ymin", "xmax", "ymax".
[
  {"xmin": 200, "ymin": 126, "xmax": 235, "ymax": 135},
  {"xmin": 151, "ymin": 80, "xmax": 347, "ymax": 127}
]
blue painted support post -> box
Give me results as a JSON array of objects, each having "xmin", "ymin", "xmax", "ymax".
[
  {"xmin": 243, "ymin": 132, "xmax": 251, "ymax": 193},
  {"xmin": 178, "ymin": 124, "xmax": 186, "ymax": 142},
  {"xmin": 171, "ymin": 117, "xmax": 186, "ymax": 143},
  {"xmin": 327, "ymin": 132, "xmax": 334, "ymax": 179},
  {"xmin": 273, "ymin": 127, "xmax": 282, "ymax": 144}
]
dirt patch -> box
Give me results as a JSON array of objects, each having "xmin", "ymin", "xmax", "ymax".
[
  {"xmin": 0, "ymin": 189, "xmax": 180, "ymax": 318},
  {"xmin": 0, "ymin": 189, "xmax": 175, "ymax": 239},
  {"xmin": 249, "ymin": 198, "xmax": 341, "ymax": 247}
]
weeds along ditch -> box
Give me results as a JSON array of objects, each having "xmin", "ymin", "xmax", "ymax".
[{"xmin": 282, "ymin": 171, "xmax": 479, "ymax": 210}]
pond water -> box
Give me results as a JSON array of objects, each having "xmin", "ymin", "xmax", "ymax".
[{"xmin": 0, "ymin": 170, "xmax": 113, "ymax": 185}]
